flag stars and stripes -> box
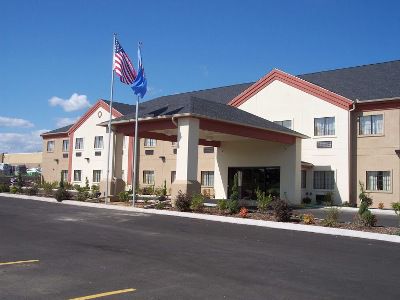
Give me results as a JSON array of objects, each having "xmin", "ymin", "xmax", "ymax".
[{"xmin": 114, "ymin": 38, "xmax": 137, "ymax": 85}]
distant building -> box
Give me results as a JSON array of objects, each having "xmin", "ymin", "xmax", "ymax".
[{"xmin": 0, "ymin": 152, "xmax": 42, "ymax": 169}]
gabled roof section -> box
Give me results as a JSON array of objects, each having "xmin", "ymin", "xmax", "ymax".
[
  {"xmin": 102, "ymin": 100, "xmax": 136, "ymax": 115},
  {"xmin": 298, "ymin": 60, "xmax": 400, "ymax": 101},
  {"xmin": 228, "ymin": 69, "xmax": 354, "ymax": 110}
]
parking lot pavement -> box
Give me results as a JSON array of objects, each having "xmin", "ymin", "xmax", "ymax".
[{"xmin": 1, "ymin": 196, "xmax": 400, "ymax": 299}]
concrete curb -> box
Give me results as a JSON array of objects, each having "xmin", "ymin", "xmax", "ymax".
[{"xmin": 2, "ymin": 193, "xmax": 400, "ymax": 244}]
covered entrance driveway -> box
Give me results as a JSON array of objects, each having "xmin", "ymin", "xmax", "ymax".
[{"xmin": 103, "ymin": 96, "xmax": 307, "ymax": 204}]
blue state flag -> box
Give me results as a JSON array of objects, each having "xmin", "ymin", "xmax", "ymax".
[{"xmin": 131, "ymin": 44, "xmax": 147, "ymax": 98}]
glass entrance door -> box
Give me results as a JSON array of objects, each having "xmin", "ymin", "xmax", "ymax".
[{"xmin": 228, "ymin": 167, "xmax": 280, "ymax": 200}]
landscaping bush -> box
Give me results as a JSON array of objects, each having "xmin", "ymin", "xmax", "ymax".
[
  {"xmin": 16, "ymin": 172, "xmax": 24, "ymax": 192},
  {"xmin": 118, "ymin": 191, "xmax": 130, "ymax": 202},
  {"xmin": 155, "ymin": 201, "xmax": 166, "ymax": 210},
  {"xmin": 356, "ymin": 182, "xmax": 376, "ymax": 227},
  {"xmin": 256, "ymin": 188, "xmax": 272, "ymax": 212},
  {"xmin": 391, "ymin": 202, "xmax": 400, "ymax": 226},
  {"xmin": 55, "ymin": 187, "xmax": 70, "ymax": 202},
  {"xmin": 271, "ymin": 198, "xmax": 291, "ymax": 222},
  {"xmin": 378, "ymin": 202, "xmax": 384, "ymax": 209},
  {"xmin": 10, "ymin": 186, "xmax": 18, "ymax": 194},
  {"xmin": 301, "ymin": 196, "xmax": 312, "ymax": 205},
  {"xmin": 239, "ymin": 207, "xmax": 248, "ymax": 218},
  {"xmin": 342, "ymin": 201, "xmax": 357, "ymax": 208},
  {"xmin": 359, "ymin": 181, "xmax": 373, "ymax": 207},
  {"xmin": 323, "ymin": 192, "xmax": 334, "ymax": 206},
  {"xmin": 360, "ymin": 210, "xmax": 377, "ymax": 227},
  {"xmin": 302, "ymin": 213, "xmax": 315, "ymax": 225},
  {"xmin": 227, "ymin": 200, "xmax": 239, "ymax": 214},
  {"xmin": 190, "ymin": 194, "xmax": 204, "ymax": 212},
  {"xmin": 0, "ymin": 183, "xmax": 10, "ymax": 193},
  {"xmin": 26, "ymin": 186, "xmax": 38, "ymax": 196},
  {"xmin": 76, "ymin": 187, "xmax": 90, "ymax": 201},
  {"xmin": 230, "ymin": 173, "xmax": 239, "ymax": 201},
  {"xmin": 217, "ymin": 199, "xmax": 228, "ymax": 211},
  {"xmin": 323, "ymin": 207, "xmax": 340, "ymax": 227},
  {"xmin": 42, "ymin": 182, "xmax": 54, "ymax": 196},
  {"xmin": 175, "ymin": 191, "xmax": 191, "ymax": 212}
]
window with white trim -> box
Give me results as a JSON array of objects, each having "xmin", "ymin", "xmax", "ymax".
[
  {"xmin": 94, "ymin": 136, "xmax": 103, "ymax": 149},
  {"xmin": 274, "ymin": 120, "xmax": 292, "ymax": 129},
  {"xmin": 314, "ymin": 117, "xmax": 335, "ymax": 136},
  {"xmin": 46, "ymin": 141, "xmax": 55, "ymax": 152},
  {"xmin": 75, "ymin": 138, "xmax": 84, "ymax": 150},
  {"xmin": 201, "ymin": 171, "xmax": 214, "ymax": 187},
  {"xmin": 143, "ymin": 170, "xmax": 155, "ymax": 184},
  {"xmin": 93, "ymin": 170, "xmax": 101, "ymax": 183},
  {"xmin": 74, "ymin": 170, "xmax": 82, "ymax": 182},
  {"xmin": 366, "ymin": 171, "xmax": 390, "ymax": 191},
  {"xmin": 62, "ymin": 140, "xmax": 69, "ymax": 152},
  {"xmin": 313, "ymin": 171, "xmax": 334, "ymax": 190},
  {"xmin": 359, "ymin": 114, "xmax": 383, "ymax": 135},
  {"xmin": 144, "ymin": 139, "xmax": 156, "ymax": 147}
]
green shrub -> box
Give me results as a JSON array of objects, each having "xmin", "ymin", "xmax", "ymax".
[
  {"xmin": 84, "ymin": 177, "xmax": 90, "ymax": 191},
  {"xmin": 118, "ymin": 191, "xmax": 130, "ymax": 202},
  {"xmin": 256, "ymin": 188, "xmax": 272, "ymax": 212},
  {"xmin": 55, "ymin": 187, "xmax": 70, "ymax": 202},
  {"xmin": 155, "ymin": 201, "xmax": 166, "ymax": 210},
  {"xmin": 0, "ymin": 183, "xmax": 10, "ymax": 193},
  {"xmin": 227, "ymin": 200, "xmax": 239, "ymax": 214},
  {"xmin": 302, "ymin": 197, "xmax": 312, "ymax": 205},
  {"xmin": 73, "ymin": 184, "xmax": 81, "ymax": 190},
  {"xmin": 360, "ymin": 210, "xmax": 377, "ymax": 227},
  {"xmin": 16, "ymin": 172, "xmax": 24, "ymax": 191},
  {"xmin": 230, "ymin": 173, "xmax": 239, "ymax": 201},
  {"xmin": 271, "ymin": 198, "xmax": 291, "ymax": 222},
  {"xmin": 26, "ymin": 186, "xmax": 38, "ymax": 196},
  {"xmin": 217, "ymin": 199, "xmax": 228, "ymax": 211},
  {"xmin": 359, "ymin": 181, "xmax": 373, "ymax": 207},
  {"xmin": 42, "ymin": 182, "xmax": 54, "ymax": 196},
  {"xmin": 324, "ymin": 192, "xmax": 334, "ymax": 206},
  {"xmin": 392, "ymin": 202, "xmax": 400, "ymax": 216},
  {"xmin": 10, "ymin": 186, "xmax": 18, "ymax": 194},
  {"xmin": 323, "ymin": 207, "xmax": 340, "ymax": 227},
  {"xmin": 175, "ymin": 191, "xmax": 191, "ymax": 212},
  {"xmin": 190, "ymin": 194, "xmax": 204, "ymax": 212},
  {"xmin": 77, "ymin": 190, "xmax": 89, "ymax": 201}
]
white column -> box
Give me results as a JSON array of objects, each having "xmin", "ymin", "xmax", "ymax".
[{"xmin": 171, "ymin": 117, "xmax": 201, "ymax": 200}]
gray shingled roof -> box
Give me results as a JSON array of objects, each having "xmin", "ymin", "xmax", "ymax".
[
  {"xmin": 298, "ymin": 60, "xmax": 400, "ymax": 101},
  {"xmin": 110, "ymin": 96, "xmax": 306, "ymax": 138},
  {"xmin": 42, "ymin": 124, "xmax": 73, "ymax": 135},
  {"xmin": 102, "ymin": 100, "xmax": 137, "ymax": 115}
]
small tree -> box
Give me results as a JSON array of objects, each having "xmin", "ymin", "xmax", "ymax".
[
  {"xmin": 230, "ymin": 173, "xmax": 239, "ymax": 201},
  {"xmin": 16, "ymin": 172, "xmax": 24, "ymax": 192},
  {"xmin": 85, "ymin": 177, "xmax": 90, "ymax": 191},
  {"xmin": 357, "ymin": 181, "xmax": 376, "ymax": 227},
  {"xmin": 392, "ymin": 202, "xmax": 400, "ymax": 227}
]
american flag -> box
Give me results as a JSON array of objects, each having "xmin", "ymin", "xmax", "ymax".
[{"xmin": 113, "ymin": 38, "xmax": 137, "ymax": 84}]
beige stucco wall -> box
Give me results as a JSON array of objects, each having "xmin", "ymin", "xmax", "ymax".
[
  {"xmin": 2, "ymin": 152, "xmax": 42, "ymax": 168},
  {"xmin": 42, "ymin": 138, "xmax": 69, "ymax": 182},
  {"xmin": 351, "ymin": 109, "xmax": 400, "ymax": 208},
  {"xmin": 137, "ymin": 139, "xmax": 215, "ymax": 195},
  {"xmin": 214, "ymin": 138, "xmax": 302, "ymax": 204}
]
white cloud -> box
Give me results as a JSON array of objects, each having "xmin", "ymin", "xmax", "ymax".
[
  {"xmin": 0, "ymin": 129, "xmax": 48, "ymax": 153},
  {"xmin": 0, "ymin": 116, "xmax": 34, "ymax": 128},
  {"xmin": 56, "ymin": 116, "xmax": 80, "ymax": 127},
  {"xmin": 49, "ymin": 93, "xmax": 91, "ymax": 112}
]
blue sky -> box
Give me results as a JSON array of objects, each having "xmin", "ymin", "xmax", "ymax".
[{"xmin": 1, "ymin": 0, "xmax": 399, "ymax": 153}]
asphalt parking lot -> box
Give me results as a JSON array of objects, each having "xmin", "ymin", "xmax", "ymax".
[{"xmin": 1, "ymin": 196, "xmax": 400, "ymax": 299}]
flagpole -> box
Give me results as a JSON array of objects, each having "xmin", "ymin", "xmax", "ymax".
[
  {"xmin": 105, "ymin": 33, "xmax": 116, "ymax": 204},
  {"xmin": 132, "ymin": 95, "xmax": 140, "ymax": 206}
]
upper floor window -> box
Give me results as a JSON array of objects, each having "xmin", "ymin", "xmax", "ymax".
[
  {"xmin": 46, "ymin": 141, "xmax": 55, "ymax": 152},
  {"xmin": 62, "ymin": 140, "xmax": 69, "ymax": 152},
  {"xmin": 274, "ymin": 120, "xmax": 292, "ymax": 129},
  {"xmin": 314, "ymin": 117, "xmax": 335, "ymax": 136},
  {"xmin": 366, "ymin": 171, "xmax": 390, "ymax": 191},
  {"xmin": 94, "ymin": 136, "xmax": 104, "ymax": 149},
  {"xmin": 359, "ymin": 114, "xmax": 383, "ymax": 135},
  {"xmin": 144, "ymin": 138, "xmax": 156, "ymax": 147},
  {"xmin": 203, "ymin": 147, "xmax": 214, "ymax": 154},
  {"xmin": 75, "ymin": 138, "xmax": 84, "ymax": 150}
]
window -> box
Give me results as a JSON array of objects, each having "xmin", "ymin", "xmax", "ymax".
[
  {"xmin": 144, "ymin": 138, "xmax": 156, "ymax": 147},
  {"xmin": 301, "ymin": 170, "xmax": 306, "ymax": 189},
  {"xmin": 74, "ymin": 170, "xmax": 82, "ymax": 182},
  {"xmin": 313, "ymin": 171, "xmax": 334, "ymax": 190},
  {"xmin": 203, "ymin": 147, "xmax": 214, "ymax": 154},
  {"xmin": 366, "ymin": 171, "xmax": 390, "ymax": 191},
  {"xmin": 94, "ymin": 136, "xmax": 103, "ymax": 149},
  {"xmin": 171, "ymin": 171, "xmax": 176, "ymax": 183},
  {"xmin": 314, "ymin": 117, "xmax": 335, "ymax": 136},
  {"xmin": 173, "ymin": 148, "xmax": 177, "ymax": 155},
  {"xmin": 46, "ymin": 141, "xmax": 55, "ymax": 152},
  {"xmin": 94, "ymin": 151, "xmax": 101, "ymax": 156},
  {"xmin": 75, "ymin": 152, "xmax": 82, "ymax": 157},
  {"xmin": 201, "ymin": 171, "xmax": 214, "ymax": 187},
  {"xmin": 63, "ymin": 153, "xmax": 68, "ymax": 159},
  {"xmin": 75, "ymin": 138, "xmax": 84, "ymax": 150},
  {"xmin": 62, "ymin": 140, "xmax": 69, "ymax": 152},
  {"xmin": 145, "ymin": 149, "xmax": 154, "ymax": 155},
  {"xmin": 143, "ymin": 170, "xmax": 155, "ymax": 184},
  {"xmin": 359, "ymin": 114, "xmax": 383, "ymax": 135},
  {"xmin": 274, "ymin": 120, "xmax": 292, "ymax": 129},
  {"xmin": 61, "ymin": 170, "xmax": 68, "ymax": 182},
  {"xmin": 93, "ymin": 170, "xmax": 101, "ymax": 183}
]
